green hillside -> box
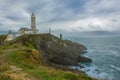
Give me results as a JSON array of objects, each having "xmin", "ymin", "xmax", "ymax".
[
  {"xmin": 0, "ymin": 44, "xmax": 96, "ymax": 80},
  {"xmin": 0, "ymin": 34, "xmax": 96, "ymax": 80}
]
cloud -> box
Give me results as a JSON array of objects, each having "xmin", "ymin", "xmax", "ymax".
[{"xmin": 0, "ymin": 0, "xmax": 120, "ymax": 34}]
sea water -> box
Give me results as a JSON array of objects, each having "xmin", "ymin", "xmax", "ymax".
[{"xmin": 67, "ymin": 36, "xmax": 120, "ymax": 80}]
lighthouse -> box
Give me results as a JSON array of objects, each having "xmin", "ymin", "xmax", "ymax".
[{"xmin": 31, "ymin": 13, "xmax": 36, "ymax": 29}]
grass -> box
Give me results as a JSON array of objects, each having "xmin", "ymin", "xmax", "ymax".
[
  {"xmin": 0, "ymin": 64, "xmax": 10, "ymax": 80},
  {"xmin": 0, "ymin": 48, "xmax": 3, "ymax": 55},
  {"xmin": 5, "ymin": 44, "xmax": 96, "ymax": 80},
  {"xmin": 0, "ymin": 42, "xmax": 96, "ymax": 80}
]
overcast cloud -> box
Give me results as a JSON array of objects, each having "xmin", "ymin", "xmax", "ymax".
[{"xmin": 0, "ymin": 0, "xmax": 120, "ymax": 34}]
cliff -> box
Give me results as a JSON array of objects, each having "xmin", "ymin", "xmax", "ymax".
[
  {"xmin": 0, "ymin": 44, "xmax": 96, "ymax": 80},
  {"xmin": 0, "ymin": 34, "xmax": 96, "ymax": 80},
  {"xmin": 11, "ymin": 34, "xmax": 92, "ymax": 66}
]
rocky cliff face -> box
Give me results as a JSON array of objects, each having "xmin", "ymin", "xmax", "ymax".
[
  {"xmin": 0, "ymin": 43, "xmax": 96, "ymax": 80},
  {"xmin": 11, "ymin": 34, "xmax": 92, "ymax": 66}
]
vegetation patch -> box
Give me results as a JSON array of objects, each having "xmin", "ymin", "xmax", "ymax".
[
  {"xmin": 6, "ymin": 44, "xmax": 96, "ymax": 80},
  {"xmin": 0, "ymin": 38, "xmax": 96, "ymax": 80}
]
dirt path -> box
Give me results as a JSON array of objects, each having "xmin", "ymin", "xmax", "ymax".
[{"xmin": 0, "ymin": 49, "xmax": 18, "ymax": 64}]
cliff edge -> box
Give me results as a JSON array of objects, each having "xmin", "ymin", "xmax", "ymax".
[
  {"xmin": 0, "ymin": 34, "xmax": 96, "ymax": 80},
  {"xmin": 11, "ymin": 34, "xmax": 92, "ymax": 66}
]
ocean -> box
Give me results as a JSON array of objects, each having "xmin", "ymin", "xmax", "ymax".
[{"xmin": 67, "ymin": 36, "xmax": 120, "ymax": 80}]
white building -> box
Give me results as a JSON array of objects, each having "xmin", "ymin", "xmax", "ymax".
[
  {"xmin": 19, "ymin": 13, "xmax": 39, "ymax": 34},
  {"xmin": 5, "ymin": 13, "xmax": 39, "ymax": 41}
]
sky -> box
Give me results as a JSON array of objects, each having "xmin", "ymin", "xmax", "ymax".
[{"xmin": 0, "ymin": 0, "xmax": 120, "ymax": 35}]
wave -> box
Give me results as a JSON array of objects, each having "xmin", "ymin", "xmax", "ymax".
[
  {"xmin": 88, "ymin": 48, "xmax": 120, "ymax": 57},
  {"xmin": 70, "ymin": 63, "xmax": 112, "ymax": 80},
  {"xmin": 110, "ymin": 64, "xmax": 120, "ymax": 71},
  {"xmin": 69, "ymin": 57, "xmax": 117, "ymax": 80}
]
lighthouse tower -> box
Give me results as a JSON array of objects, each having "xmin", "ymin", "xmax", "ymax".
[
  {"xmin": 30, "ymin": 13, "xmax": 39, "ymax": 33},
  {"xmin": 31, "ymin": 13, "xmax": 36, "ymax": 29},
  {"xmin": 18, "ymin": 13, "xmax": 39, "ymax": 34}
]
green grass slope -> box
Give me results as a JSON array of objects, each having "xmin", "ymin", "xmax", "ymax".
[{"xmin": 0, "ymin": 44, "xmax": 96, "ymax": 80}]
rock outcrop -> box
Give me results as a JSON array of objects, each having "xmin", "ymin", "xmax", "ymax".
[{"xmin": 11, "ymin": 34, "xmax": 92, "ymax": 66}]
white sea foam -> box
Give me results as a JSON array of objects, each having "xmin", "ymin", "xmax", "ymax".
[
  {"xmin": 80, "ymin": 65, "xmax": 110, "ymax": 79},
  {"xmin": 69, "ymin": 64, "xmax": 113, "ymax": 80},
  {"xmin": 110, "ymin": 64, "xmax": 120, "ymax": 71}
]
